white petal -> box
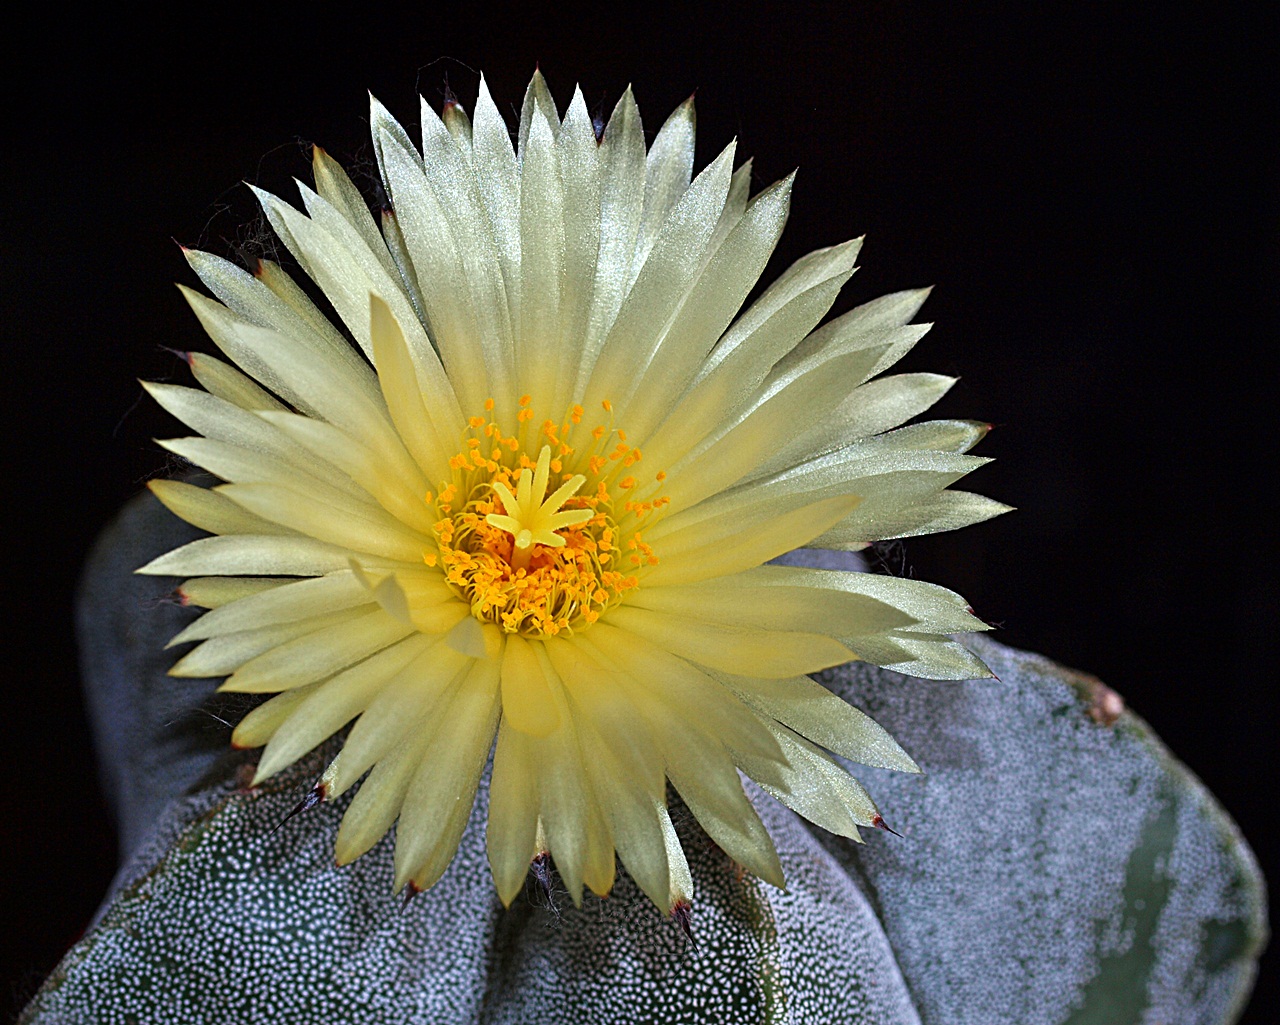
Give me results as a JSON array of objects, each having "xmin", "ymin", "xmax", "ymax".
[
  {"xmin": 707, "ymin": 158, "xmax": 755, "ymax": 252},
  {"xmin": 643, "ymin": 238, "xmax": 861, "ymax": 471},
  {"xmin": 187, "ymin": 352, "xmax": 285, "ymax": 412},
  {"xmin": 607, "ymin": 604, "xmax": 853, "ymax": 679},
  {"xmin": 642, "ymin": 494, "xmax": 859, "ymax": 586},
  {"xmin": 169, "ymin": 607, "xmax": 369, "ymax": 679},
  {"xmin": 636, "ymin": 94, "xmax": 696, "ymax": 272},
  {"xmin": 228, "ymin": 606, "xmax": 415, "ymax": 694},
  {"xmin": 147, "ymin": 479, "xmax": 293, "ymax": 538},
  {"xmin": 218, "ymin": 481, "xmax": 429, "ymax": 562},
  {"xmin": 137, "ymin": 533, "xmax": 382, "ymax": 577},
  {"xmin": 144, "ymin": 382, "xmax": 364, "ymax": 498},
  {"xmin": 169, "ymin": 570, "xmax": 370, "ymax": 643},
  {"xmin": 583, "ymin": 143, "xmax": 736, "ymax": 419},
  {"xmin": 252, "ymin": 632, "xmax": 430, "ymax": 779},
  {"xmin": 622, "ymin": 173, "xmax": 795, "ymax": 445},
  {"xmin": 516, "ymin": 110, "xmax": 564, "ymax": 414},
  {"xmin": 310, "ymin": 145, "xmax": 400, "ymax": 282}
]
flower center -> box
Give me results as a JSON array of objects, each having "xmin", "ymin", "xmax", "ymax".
[{"xmin": 426, "ymin": 398, "xmax": 668, "ymax": 637}]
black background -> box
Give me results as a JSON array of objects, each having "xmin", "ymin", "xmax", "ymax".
[{"xmin": 5, "ymin": 3, "xmax": 1275, "ymax": 1020}]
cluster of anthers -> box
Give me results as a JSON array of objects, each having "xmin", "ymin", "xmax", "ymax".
[{"xmin": 430, "ymin": 397, "xmax": 665, "ymax": 636}]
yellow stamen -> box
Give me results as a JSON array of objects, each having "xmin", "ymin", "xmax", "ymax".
[{"xmin": 426, "ymin": 400, "xmax": 664, "ymax": 636}]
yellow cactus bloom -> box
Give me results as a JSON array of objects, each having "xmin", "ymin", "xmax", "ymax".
[{"xmin": 139, "ymin": 71, "xmax": 1009, "ymax": 916}]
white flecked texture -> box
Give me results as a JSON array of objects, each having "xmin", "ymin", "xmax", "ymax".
[{"xmin": 25, "ymin": 492, "xmax": 1265, "ymax": 1024}]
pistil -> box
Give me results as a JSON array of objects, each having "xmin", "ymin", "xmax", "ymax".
[{"xmin": 485, "ymin": 446, "xmax": 594, "ymax": 571}]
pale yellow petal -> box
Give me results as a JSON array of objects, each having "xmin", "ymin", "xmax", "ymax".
[
  {"xmin": 627, "ymin": 577, "xmax": 915, "ymax": 638},
  {"xmin": 517, "ymin": 109, "xmax": 565, "ymax": 413},
  {"xmin": 160, "ymin": 438, "xmax": 382, "ymax": 517},
  {"xmin": 621, "ymin": 173, "xmax": 795, "ymax": 446},
  {"xmin": 169, "ymin": 570, "xmax": 370, "ymax": 644},
  {"xmin": 230, "ymin": 680, "xmax": 323, "ymax": 750},
  {"xmin": 169, "ymin": 607, "xmax": 368, "ymax": 679},
  {"xmin": 326, "ymin": 640, "xmax": 470, "ymax": 795},
  {"xmin": 257, "ymin": 410, "xmax": 436, "ymax": 534},
  {"xmin": 145, "ymin": 382, "xmax": 362, "ymax": 497},
  {"xmin": 178, "ymin": 576, "xmax": 289, "ymax": 609},
  {"xmin": 487, "ymin": 720, "xmax": 542, "ymax": 906},
  {"xmin": 333, "ymin": 721, "xmax": 435, "ymax": 866},
  {"xmin": 187, "ymin": 352, "xmax": 286, "ymax": 412},
  {"xmin": 573, "ymin": 721, "xmax": 668, "ymax": 909},
  {"xmin": 253, "ymin": 634, "xmax": 433, "ymax": 782},
  {"xmin": 396, "ymin": 659, "xmax": 503, "ymax": 891},
  {"xmin": 544, "ymin": 638, "xmax": 665, "ymax": 800},
  {"xmin": 218, "ymin": 482, "xmax": 429, "ymax": 563},
  {"xmin": 580, "ymin": 623, "xmax": 781, "ymax": 764},
  {"xmin": 714, "ymin": 672, "xmax": 919, "ymax": 773},
  {"xmin": 147, "ymin": 480, "xmax": 294, "ymax": 539},
  {"xmin": 138, "ymin": 534, "xmax": 370, "ymax": 578},
  {"xmin": 636, "ymin": 94, "xmax": 696, "ymax": 269},
  {"xmin": 583, "ymin": 143, "xmax": 736, "ymax": 418},
  {"xmin": 607, "ymin": 604, "xmax": 854, "ymax": 679},
  {"xmin": 500, "ymin": 634, "xmax": 560, "ymax": 737},
  {"xmin": 735, "ymin": 718, "xmax": 878, "ymax": 837},
  {"xmin": 224, "ymin": 607, "xmax": 414, "ymax": 693},
  {"xmin": 640, "ymin": 494, "xmax": 859, "ymax": 586},
  {"xmin": 368, "ymin": 295, "xmax": 453, "ymax": 483}
]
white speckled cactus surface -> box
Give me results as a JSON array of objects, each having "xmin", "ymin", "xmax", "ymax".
[{"xmin": 22, "ymin": 490, "xmax": 1265, "ymax": 1024}]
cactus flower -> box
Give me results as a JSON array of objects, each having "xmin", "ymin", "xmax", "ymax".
[{"xmin": 138, "ymin": 71, "xmax": 1008, "ymax": 919}]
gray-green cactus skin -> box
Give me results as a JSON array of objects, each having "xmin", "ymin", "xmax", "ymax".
[{"xmin": 24, "ymin": 492, "xmax": 1266, "ymax": 1024}]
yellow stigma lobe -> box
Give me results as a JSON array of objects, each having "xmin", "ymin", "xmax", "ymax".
[
  {"xmin": 485, "ymin": 446, "xmax": 593, "ymax": 572},
  {"xmin": 429, "ymin": 402, "xmax": 666, "ymax": 637}
]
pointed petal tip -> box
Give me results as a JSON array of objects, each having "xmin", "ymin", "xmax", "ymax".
[
  {"xmin": 267, "ymin": 782, "xmax": 329, "ymax": 834},
  {"xmin": 671, "ymin": 899, "xmax": 696, "ymax": 946},
  {"xmin": 400, "ymin": 881, "xmax": 423, "ymax": 911},
  {"xmin": 530, "ymin": 849, "xmax": 553, "ymax": 896}
]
